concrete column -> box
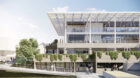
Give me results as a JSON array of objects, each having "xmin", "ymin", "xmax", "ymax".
[
  {"xmin": 139, "ymin": 17, "xmax": 140, "ymax": 44},
  {"xmin": 89, "ymin": 18, "xmax": 91, "ymax": 43},
  {"xmin": 64, "ymin": 16, "xmax": 67, "ymax": 43},
  {"xmin": 57, "ymin": 48, "xmax": 59, "ymax": 54},
  {"xmin": 89, "ymin": 48, "xmax": 92, "ymax": 54},
  {"xmin": 33, "ymin": 56, "xmax": 36, "ymax": 70},
  {"xmin": 64, "ymin": 48, "xmax": 67, "ymax": 54},
  {"xmin": 114, "ymin": 17, "xmax": 117, "ymax": 51},
  {"xmin": 74, "ymin": 62, "xmax": 76, "ymax": 72}
]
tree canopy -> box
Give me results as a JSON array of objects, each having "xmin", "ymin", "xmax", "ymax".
[{"xmin": 15, "ymin": 38, "xmax": 40, "ymax": 65}]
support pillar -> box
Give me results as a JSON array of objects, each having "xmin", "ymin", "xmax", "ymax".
[
  {"xmin": 89, "ymin": 48, "xmax": 92, "ymax": 54},
  {"xmin": 33, "ymin": 56, "xmax": 36, "ymax": 70},
  {"xmin": 114, "ymin": 17, "xmax": 117, "ymax": 51},
  {"xmin": 64, "ymin": 48, "xmax": 67, "ymax": 54}
]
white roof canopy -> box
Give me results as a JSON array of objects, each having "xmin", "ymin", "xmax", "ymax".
[{"xmin": 48, "ymin": 12, "xmax": 140, "ymax": 36}]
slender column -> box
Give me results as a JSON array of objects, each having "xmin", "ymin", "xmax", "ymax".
[
  {"xmin": 89, "ymin": 48, "xmax": 92, "ymax": 54},
  {"xmin": 139, "ymin": 17, "xmax": 140, "ymax": 44},
  {"xmin": 114, "ymin": 17, "xmax": 117, "ymax": 51},
  {"xmin": 64, "ymin": 48, "xmax": 67, "ymax": 54},
  {"xmin": 64, "ymin": 17, "xmax": 67, "ymax": 43},
  {"xmin": 57, "ymin": 48, "xmax": 59, "ymax": 54},
  {"xmin": 33, "ymin": 55, "xmax": 36, "ymax": 70},
  {"xmin": 89, "ymin": 18, "xmax": 92, "ymax": 43}
]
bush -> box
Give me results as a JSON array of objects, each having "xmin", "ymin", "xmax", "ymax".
[
  {"xmin": 109, "ymin": 51, "xmax": 118, "ymax": 60},
  {"xmin": 134, "ymin": 51, "xmax": 140, "ymax": 59},
  {"xmin": 58, "ymin": 54, "xmax": 63, "ymax": 61},
  {"xmin": 35, "ymin": 54, "xmax": 43, "ymax": 62},
  {"xmin": 97, "ymin": 51, "xmax": 102, "ymax": 59},
  {"xmin": 69, "ymin": 54, "xmax": 77, "ymax": 62},
  {"xmin": 122, "ymin": 51, "xmax": 131, "ymax": 59},
  {"xmin": 81, "ymin": 54, "xmax": 87, "ymax": 61}
]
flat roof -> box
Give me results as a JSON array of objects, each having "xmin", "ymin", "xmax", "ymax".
[{"xmin": 48, "ymin": 12, "xmax": 140, "ymax": 36}]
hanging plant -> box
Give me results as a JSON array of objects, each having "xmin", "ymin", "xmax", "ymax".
[
  {"xmin": 69, "ymin": 54, "xmax": 77, "ymax": 62},
  {"xmin": 109, "ymin": 51, "xmax": 118, "ymax": 60},
  {"xmin": 81, "ymin": 54, "xmax": 87, "ymax": 61},
  {"xmin": 50, "ymin": 54, "xmax": 55, "ymax": 62},
  {"xmin": 134, "ymin": 51, "xmax": 140, "ymax": 59},
  {"xmin": 58, "ymin": 54, "xmax": 63, "ymax": 61},
  {"xmin": 35, "ymin": 54, "xmax": 43, "ymax": 62},
  {"xmin": 122, "ymin": 51, "xmax": 131, "ymax": 60},
  {"xmin": 97, "ymin": 51, "xmax": 102, "ymax": 59}
]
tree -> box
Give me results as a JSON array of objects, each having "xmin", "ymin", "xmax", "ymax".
[{"xmin": 15, "ymin": 38, "xmax": 40, "ymax": 65}]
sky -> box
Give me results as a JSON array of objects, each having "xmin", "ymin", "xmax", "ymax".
[{"xmin": 0, "ymin": 0, "xmax": 140, "ymax": 50}]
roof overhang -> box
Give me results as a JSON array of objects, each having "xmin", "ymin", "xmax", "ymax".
[{"xmin": 47, "ymin": 12, "xmax": 140, "ymax": 36}]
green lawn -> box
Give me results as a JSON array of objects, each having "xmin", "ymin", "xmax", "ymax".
[{"xmin": 0, "ymin": 70, "xmax": 76, "ymax": 78}]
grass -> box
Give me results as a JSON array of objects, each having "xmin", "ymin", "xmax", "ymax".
[{"xmin": 0, "ymin": 70, "xmax": 76, "ymax": 78}]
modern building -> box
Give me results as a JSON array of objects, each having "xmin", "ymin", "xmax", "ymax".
[{"xmin": 45, "ymin": 12, "xmax": 140, "ymax": 74}]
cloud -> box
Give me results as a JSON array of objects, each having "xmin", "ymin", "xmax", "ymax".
[
  {"xmin": 52, "ymin": 6, "xmax": 69, "ymax": 12},
  {"xmin": 87, "ymin": 8, "xmax": 107, "ymax": 12},
  {"xmin": 0, "ymin": 9, "xmax": 39, "ymax": 50}
]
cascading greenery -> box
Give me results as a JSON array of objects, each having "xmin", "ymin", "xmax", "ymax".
[
  {"xmin": 50, "ymin": 54, "xmax": 55, "ymax": 62},
  {"xmin": 109, "ymin": 51, "xmax": 118, "ymax": 60},
  {"xmin": 97, "ymin": 51, "xmax": 102, "ymax": 59},
  {"xmin": 35, "ymin": 54, "xmax": 43, "ymax": 62},
  {"xmin": 134, "ymin": 51, "xmax": 140, "ymax": 59},
  {"xmin": 54, "ymin": 54, "xmax": 58, "ymax": 60},
  {"xmin": 69, "ymin": 54, "xmax": 77, "ymax": 62},
  {"xmin": 122, "ymin": 51, "xmax": 131, "ymax": 59},
  {"xmin": 58, "ymin": 54, "xmax": 63, "ymax": 61},
  {"xmin": 81, "ymin": 54, "xmax": 87, "ymax": 61}
]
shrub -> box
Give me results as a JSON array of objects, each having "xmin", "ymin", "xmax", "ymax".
[
  {"xmin": 122, "ymin": 51, "xmax": 131, "ymax": 59},
  {"xmin": 109, "ymin": 51, "xmax": 118, "ymax": 60},
  {"xmin": 81, "ymin": 54, "xmax": 87, "ymax": 61},
  {"xmin": 50, "ymin": 54, "xmax": 55, "ymax": 62},
  {"xmin": 35, "ymin": 54, "xmax": 43, "ymax": 62},
  {"xmin": 97, "ymin": 51, "xmax": 102, "ymax": 59},
  {"xmin": 134, "ymin": 51, "xmax": 140, "ymax": 59},
  {"xmin": 58, "ymin": 54, "xmax": 63, "ymax": 61},
  {"xmin": 69, "ymin": 54, "xmax": 77, "ymax": 62}
]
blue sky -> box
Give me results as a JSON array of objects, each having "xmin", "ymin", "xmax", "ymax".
[{"xmin": 0, "ymin": 0, "xmax": 140, "ymax": 46}]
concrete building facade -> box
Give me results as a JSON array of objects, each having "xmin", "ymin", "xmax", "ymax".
[{"xmin": 46, "ymin": 12, "xmax": 140, "ymax": 74}]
